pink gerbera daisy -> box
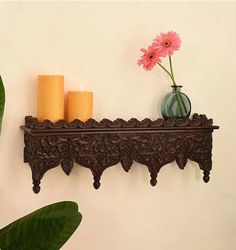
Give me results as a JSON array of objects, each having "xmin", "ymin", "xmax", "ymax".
[
  {"xmin": 137, "ymin": 45, "xmax": 161, "ymax": 71},
  {"xmin": 154, "ymin": 31, "xmax": 181, "ymax": 57}
]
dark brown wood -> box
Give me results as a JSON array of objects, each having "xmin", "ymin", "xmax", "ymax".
[{"xmin": 20, "ymin": 114, "xmax": 219, "ymax": 193}]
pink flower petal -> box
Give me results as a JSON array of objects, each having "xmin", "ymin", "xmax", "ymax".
[
  {"xmin": 153, "ymin": 31, "xmax": 181, "ymax": 57},
  {"xmin": 137, "ymin": 44, "xmax": 161, "ymax": 71}
]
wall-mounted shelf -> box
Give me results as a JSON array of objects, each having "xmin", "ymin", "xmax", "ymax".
[{"xmin": 20, "ymin": 114, "xmax": 219, "ymax": 193}]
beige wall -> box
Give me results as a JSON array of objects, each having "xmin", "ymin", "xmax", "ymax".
[{"xmin": 0, "ymin": 1, "xmax": 235, "ymax": 250}]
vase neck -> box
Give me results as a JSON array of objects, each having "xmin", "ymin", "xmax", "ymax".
[{"xmin": 171, "ymin": 85, "xmax": 182, "ymax": 92}]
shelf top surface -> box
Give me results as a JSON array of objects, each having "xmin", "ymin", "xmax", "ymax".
[{"xmin": 21, "ymin": 114, "xmax": 219, "ymax": 135}]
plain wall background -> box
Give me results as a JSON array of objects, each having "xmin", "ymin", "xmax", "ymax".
[{"xmin": 0, "ymin": 1, "xmax": 235, "ymax": 250}]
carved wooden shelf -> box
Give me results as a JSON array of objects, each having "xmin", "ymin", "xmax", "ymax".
[{"xmin": 20, "ymin": 114, "xmax": 219, "ymax": 193}]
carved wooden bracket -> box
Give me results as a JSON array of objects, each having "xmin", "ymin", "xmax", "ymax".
[{"xmin": 20, "ymin": 114, "xmax": 219, "ymax": 193}]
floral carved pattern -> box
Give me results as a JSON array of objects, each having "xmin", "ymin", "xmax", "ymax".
[{"xmin": 21, "ymin": 114, "xmax": 219, "ymax": 193}]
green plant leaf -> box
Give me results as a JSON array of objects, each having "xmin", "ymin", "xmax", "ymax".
[
  {"xmin": 0, "ymin": 76, "xmax": 5, "ymax": 132},
  {"xmin": 0, "ymin": 201, "xmax": 82, "ymax": 250}
]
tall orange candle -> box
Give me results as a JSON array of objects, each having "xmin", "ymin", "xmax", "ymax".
[
  {"xmin": 37, "ymin": 75, "xmax": 64, "ymax": 122},
  {"xmin": 67, "ymin": 91, "xmax": 93, "ymax": 122}
]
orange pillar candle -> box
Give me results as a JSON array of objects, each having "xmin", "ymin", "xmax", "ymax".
[
  {"xmin": 67, "ymin": 91, "xmax": 93, "ymax": 122},
  {"xmin": 37, "ymin": 75, "xmax": 64, "ymax": 122}
]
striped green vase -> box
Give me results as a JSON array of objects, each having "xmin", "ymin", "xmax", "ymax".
[{"xmin": 161, "ymin": 85, "xmax": 191, "ymax": 119}]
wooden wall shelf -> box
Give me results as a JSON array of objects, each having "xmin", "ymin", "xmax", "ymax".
[{"xmin": 20, "ymin": 114, "xmax": 219, "ymax": 193}]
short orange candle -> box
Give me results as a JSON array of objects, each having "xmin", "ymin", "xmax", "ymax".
[
  {"xmin": 37, "ymin": 75, "xmax": 64, "ymax": 122},
  {"xmin": 67, "ymin": 91, "xmax": 93, "ymax": 122}
]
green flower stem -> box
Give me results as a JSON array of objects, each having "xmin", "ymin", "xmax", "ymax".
[
  {"xmin": 158, "ymin": 59, "xmax": 187, "ymax": 117},
  {"xmin": 157, "ymin": 62, "xmax": 184, "ymax": 116},
  {"xmin": 168, "ymin": 56, "xmax": 188, "ymax": 115},
  {"xmin": 179, "ymin": 93, "xmax": 188, "ymax": 113},
  {"xmin": 168, "ymin": 56, "xmax": 175, "ymax": 83},
  {"xmin": 175, "ymin": 91, "xmax": 185, "ymax": 116},
  {"xmin": 176, "ymin": 90, "xmax": 188, "ymax": 116},
  {"xmin": 177, "ymin": 90, "xmax": 188, "ymax": 114},
  {"xmin": 157, "ymin": 63, "xmax": 175, "ymax": 84}
]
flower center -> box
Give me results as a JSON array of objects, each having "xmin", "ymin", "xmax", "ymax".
[
  {"xmin": 149, "ymin": 54, "xmax": 154, "ymax": 59},
  {"xmin": 163, "ymin": 40, "xmax": 171, "ymax": 47}
]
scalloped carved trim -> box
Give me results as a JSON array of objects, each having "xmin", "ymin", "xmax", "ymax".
[{"xmin": 24, "ymin": 113, "xmax": 214, "ymax": 130}]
